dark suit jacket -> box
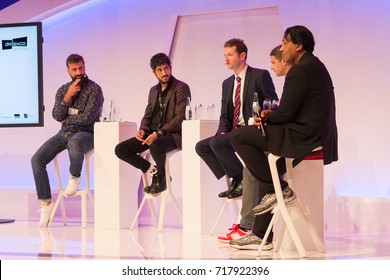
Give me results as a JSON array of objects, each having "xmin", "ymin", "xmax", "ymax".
[
  {"xmin": 139, "ymin": 76, "xmax": 191, "ymax": 149},
  {"xmin": 267, "ymin": 52, "xmax": 338, "ymax": 165},
  {"xmin": 217, "ymin": 66, "xmax": 277, "ymax": 134}
]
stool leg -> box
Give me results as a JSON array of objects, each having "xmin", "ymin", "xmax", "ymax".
[
  {"xmin": 147, "ymin": 198, "xmax": 159, "ymax": 226},
  {"xmin": 48, "ymin": 192, "xmax": 64, "ymax": 227},
  {"xmin": 232, "ymin": 199, "xmax": 241, "ymax": 224},
  {"xmin": 210, "ymin": 200, "xmax": 229, "ymax": 235},
  {"xmin": 130, "ymin": 195, "xmax": 148, "ymax": 230},
  {"xmin": 268, "ymin": 154, "xmax": 307, "ymax": 258},
  {"xmin": 257, "ymin": 209, "xmax": 279, "ymax": 256},
  {"xmin": 59, "ymin": 197, "xmax": 67, "ymax": 226},
  {"xmin": 158, "ymin": 196, "xmax": 167, "ymax": 232},
  {"xmin": 81, "ymin": 192, "xmax": 87, "ymax": 229},
  {"xmin": 168, "ymin": 189, "xmax": 182, "ymax": 220},
  {"xmin": 53, "ymin": 156, "xmax": 67, "ymax": 226}
]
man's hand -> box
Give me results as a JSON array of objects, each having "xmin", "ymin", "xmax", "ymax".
[
  {"xmin": 135, "ymin": 130, "xmax": 146, "ymax": 141},
  {"xmin": 63, "ymin": 79, "xmax": 81, "ymax": 104},
  {"xmin": 253, "ymin": 109, "xmax": 272, "ymax": 129},
  {"xmin": 142, "ymin": 132, "xmax": 158, "ymax": 146}
]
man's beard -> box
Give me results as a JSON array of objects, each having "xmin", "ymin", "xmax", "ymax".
[
  {"xmin": 71, "ymin": 74, "xmax": 85, "ymax": 81},
  {"xmin": 158, "ymin": 75, "xmax": 170, "ymax": 85}
]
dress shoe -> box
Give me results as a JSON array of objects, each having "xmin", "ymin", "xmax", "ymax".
[
  {"xmin": 227, "ymin": 181, "xmax": 243, "ymax": 198},
  {"xmin": 144, "ymin": 186, "xmax": 152, "ymax": 193},
  {"xmin": 252, "ymin": 186, "xmax": 296, "ymax": 215},
  {"xmin": 149, "ymin": 174, "xmax": 167, "ymax": 194},
  {"xmin": 218, "ymin": 178, "xmax": 242, "ymax": 198},
  {"xmin": 218, "ymin": 189, "xmax": 230, "ymax": 198}
]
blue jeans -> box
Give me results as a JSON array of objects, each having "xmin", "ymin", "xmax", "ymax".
[{"xmin": 31, "ymin": 131, "xmax": 94, "ymax": 200}]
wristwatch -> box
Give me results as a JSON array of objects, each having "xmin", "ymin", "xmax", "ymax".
[{"xmin": 156, "ymin": 129, "xmax": 166, "ymax": 138}]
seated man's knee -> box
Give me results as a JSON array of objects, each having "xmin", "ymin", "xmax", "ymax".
[
  {"xmin": 195, "ymin": 140, "xmax": 207, "ymax": 155},
  {"xmin": 209, "ymin": 135, "xmax": 226, "ymax": 151},
  {"xmin": 67, "ymin": 140, "xmax": 83, "ymax": 153},
  {"xmin": 114, "ymin": 143, "xmax": 125, "ymax": 158},
  {"xmin": 31, "ymin": 153, "xmax": 40, "ymax": 169}
]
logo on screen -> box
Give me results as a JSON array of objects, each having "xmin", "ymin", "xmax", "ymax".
[{"xmin": 2, "ymin": 36, "xmax": 28, "ymax": 50}]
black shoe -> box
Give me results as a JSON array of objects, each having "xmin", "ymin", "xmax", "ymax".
[
  {"xmin": 218, "ymin": 189, "xmax": 230, "ymax": 198},
  {"xmin": 144, "ymin": 186, "xmax": 152, "ymax": 193},
  {"xmin": 149, "ymin": 174, "xmax": 167, "ymax": 194},
  {"xmin": 218, "ymin": 178, "xmax": 242, "ymax": 198},
  {"xmin": 228, "ymin": 181, "xmax": 243, "ymax": 198}
]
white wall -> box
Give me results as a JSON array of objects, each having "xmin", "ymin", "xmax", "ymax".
[{"xmin": 1, "ymin": 0, "xmax": 390, "ymax": 231}]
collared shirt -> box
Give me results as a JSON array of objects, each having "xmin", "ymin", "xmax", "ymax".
[
  {"xmin": 52, "ymin": 78, "xmax": 104, "ymax": 137},
  {"xmin": 233, "ymin": 65, "xmax": 248, "ymax": 127}
]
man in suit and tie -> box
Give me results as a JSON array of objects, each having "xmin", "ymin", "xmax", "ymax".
[
  {"xmin": 115, "ymin": 53, "xmax": 191, "ymax": 194},
  {"xmin": 229, "ymin": 25, "xmax": 338, "ymax": 250},
  {"xmin": 195, "ymin": 38, "xmax": 277, "ymax": 239}
]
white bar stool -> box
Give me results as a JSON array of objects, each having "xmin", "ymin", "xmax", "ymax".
[
  {"xmin": 257, "ymin": 147, "xmax": 325, "ymax": 258},
  {"xmin": 130, "ymin": 149, "xmax": 182, "ymax": 232},
  {"xmin": 48, "ymin": 149, "xmax": 94, "ymax": 228},
  {"xmin": 209, "ymin": 176, "xmax": 241, "ymax": 235}
]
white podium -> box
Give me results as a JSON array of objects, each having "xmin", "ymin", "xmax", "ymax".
[
  {"xmin": 182, "ymin": 120, "xmax": 235, "ymax": 234},
  {"xmin": 94, "ymin": 122, "xmax": 138, "ymax": 229}
]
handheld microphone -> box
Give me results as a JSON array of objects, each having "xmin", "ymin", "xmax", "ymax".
[{"xmin": 253, "ymin": 105, "xmax": 266, "ymax": 137}]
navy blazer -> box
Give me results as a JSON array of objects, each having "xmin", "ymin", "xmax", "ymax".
[
  {"xmin": 267, "ymin": 52, "xmax": 338, "ymax": 165},
  {"xmin": 217, "ymin": 66, "xmax": 277, "ymax": 134},
  {"xmin": 139, "ymin": 76, "xmax": 191, "ymax": 149}
]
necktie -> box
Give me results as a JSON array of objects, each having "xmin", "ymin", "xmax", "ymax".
[{"xmin": 233, "ymin": 76, "xmax": 241, "ymax": 130}]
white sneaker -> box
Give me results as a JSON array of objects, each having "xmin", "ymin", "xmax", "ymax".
[
  {"xmin": 38, "ymin": 203, "xmax": 54, "ymax": 228},
  {"xmin": 64, "ymin": 176, "xmax": 81, "ymax": 196}
]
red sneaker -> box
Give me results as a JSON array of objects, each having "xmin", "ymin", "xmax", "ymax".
[{"xmin": 217, "ymin": 224, "xmax": 251, "ymax": 243}]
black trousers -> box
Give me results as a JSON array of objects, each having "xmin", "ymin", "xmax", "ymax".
[
  {"xmin": 195, "ymin": 131, "xmax": 243, "ymax": 180},
  {"xmin": 231, "ymin": 125, "xmax": 288, "ymax": 241},
  {"xmin": 115, "ymin": 133, "xmax": 177, "ymax": 177}
]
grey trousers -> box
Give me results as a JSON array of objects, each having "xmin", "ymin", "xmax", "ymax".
[{"xmin": 239, "ymin": 166, "xmax": 262, "ymax": 230}]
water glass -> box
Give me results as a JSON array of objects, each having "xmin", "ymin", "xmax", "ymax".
[
  {"xmin": 207, "ymin": 104, "xmax": 216, "ymax": 119},
  {"xmin": 263, "ymin": 100, "xmax": 272, "ymax": 110},
  {"xmin": 195, "ymin": 104, "xmax": 204, "ymax": 120},
  {"xmin": 271, "ymin": 100, "xmax": 280, "ymax": 110}
]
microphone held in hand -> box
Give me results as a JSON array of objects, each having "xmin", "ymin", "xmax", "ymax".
[{"xmin": 253, "ymin": 104, "xmax": 266, "ymax": 137}]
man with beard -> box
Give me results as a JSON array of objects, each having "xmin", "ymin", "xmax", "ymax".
[
  {"xmin": 31, "ymin": 54, "xmax": 104, "ymax": 227},
  {"xmin": 115, "ymin": 53, "xmax": 191, "ymax": 195}
]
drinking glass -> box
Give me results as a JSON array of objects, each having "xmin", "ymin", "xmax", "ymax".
[
  {"xmin": 271, "ymin": 100, "xmax": 280, "ymax": 110},
  {"xmin": 207, "ymin": 104, "xmax": 216, "ymax": 119},
  {"xmin": 263, "ymin": 99, "xmax": 272, "ymax": 110},
  {"xmin": 195, "ymin": 104, "xmax": 204, "ymax": 119}
]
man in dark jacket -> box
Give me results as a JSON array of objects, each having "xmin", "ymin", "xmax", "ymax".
[
  {"xmin": 115, "ymin": 53, "xmax": 191, "ymax": 195},
  {"xmin": 229, "ymin": 25, "xmax": 338, "ymax": 250}
]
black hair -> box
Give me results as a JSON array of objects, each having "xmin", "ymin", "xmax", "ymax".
[
  {"xmin": 284, "ymin": 25, "xmax": 315, "ymax": 53},
  {"xmin": 66, "ymin": 54, "xmax": 85, "ymax": 67},
  {"xmin": 150, "ymin": 53, "xmax": 171, "ymax": 70}
]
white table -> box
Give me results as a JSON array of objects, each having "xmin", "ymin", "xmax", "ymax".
[
  {"xmin": 94, "ymin": 121, "xmax": 138, "ymax": 229},
  {"xmin": 182, "ymin": 120, "xmax": 235, "ymax": 234}
]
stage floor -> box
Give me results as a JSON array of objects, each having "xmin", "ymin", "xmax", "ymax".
[{"xmin": 0, "ymin": 219, "xmax": 389, "ymax": 260}]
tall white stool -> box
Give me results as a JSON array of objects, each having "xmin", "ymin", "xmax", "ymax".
[
  {"xmin": 130, "ymin": 149, "xmax": 182, "ymax": 232},
  {"xmin": 257, "ymin": 147, "xmax": 325, "ymax": 258},
  {"xmin": 210, "ymin": 176, "xmax": 241, "ymax": 235},
  {"xmin": 48, "ymin": 149, "xmax": 94, "ymax": 228}
]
